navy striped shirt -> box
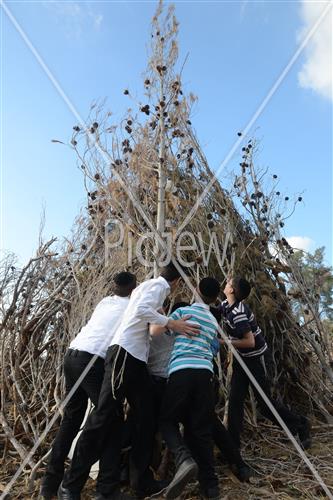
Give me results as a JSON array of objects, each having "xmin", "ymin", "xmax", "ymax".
[
  {"xmin": 220, "ymin": 300, "xmax": 267, "ymax": 358},
  {"xmin": 168, "ymin": 303, "xmax": 218, "ymax": 375}
]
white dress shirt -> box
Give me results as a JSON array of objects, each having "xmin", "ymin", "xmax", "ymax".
[
  {"xmin": 111, "ymin": 276, "xmax": 170, "ymax": 362},
  {"xmin": 69, "ymin": 295, "xmax": 130, "ymax": 359}
]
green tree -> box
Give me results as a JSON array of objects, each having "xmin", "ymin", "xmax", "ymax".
[{"xmin": 291, "ymin": 246, "xmax": 333, "ymax": 321}]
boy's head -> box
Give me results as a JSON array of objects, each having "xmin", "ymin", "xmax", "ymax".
[
  {"xmin": 224, "ymin": 276, "xmax": 251, "ymax": 302},
  {"xmin": 113, "ymin": 271, "xmax": 137, "ymax": 297},
  {"xmin": 160, "ymin": 261, "xmax": 184, "ymax": 291},
  {"xmin": 198, "ymin": 277, "xmax": 221, "ymax": 305}
]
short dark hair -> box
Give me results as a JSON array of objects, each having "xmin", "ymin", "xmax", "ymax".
[
  {"xmin": 232, "ymin": 276, "xmax": 251, "ymax": 301},
  {"xmin": 199, "ymin": 277, "xmax": 220, "ymax": 304},
  {"xmin": 160, "ymin": 261, "xmax": 182, "ymax": 283},
  {"xmin": 113, "ymin": 271, "xmax": 136, "ymax": 297},
  {"xmin": 171, "ymin": 301, "xmax": 190, "ymax": 313}
]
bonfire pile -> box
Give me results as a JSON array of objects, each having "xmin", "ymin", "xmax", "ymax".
[{"xmin": 1, "ymin": 2, "xmax": 332, "ymax": 497}]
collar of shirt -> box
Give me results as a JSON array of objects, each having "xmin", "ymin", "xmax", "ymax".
[
  {"xmin": 191, "ymin": 302, "xmax": 210, "ymax": 310},
  {"xmin": 114, "ymin": 295, "xmax": 132, "ymax": 302},
  {"xmin": 156, "ymin": 275, "xmax": 171, "ymax": 293},
  {"xmin": 224, "ymin": 300, "xmax": 240, "ymax": 314}
]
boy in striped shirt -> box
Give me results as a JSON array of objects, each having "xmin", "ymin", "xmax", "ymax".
[
  {"xmin": 151, "ymin": 277, "xmax": 221, "ymax": 500},
  {"xmin": 221, "ymin": 276, "xmax": 311, "ymax": 450}
]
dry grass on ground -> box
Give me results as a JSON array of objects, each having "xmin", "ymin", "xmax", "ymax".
[{"xmin": 2, "ymin": 424, "xmax": 332, "ymax": 499}]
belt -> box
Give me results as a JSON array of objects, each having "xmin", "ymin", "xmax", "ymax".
[{"xmin": 67, "ymin": 349, "xmax": 104, "ymax": 362}]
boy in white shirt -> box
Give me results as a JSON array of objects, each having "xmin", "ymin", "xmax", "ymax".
[{"xmin": 40, "ymin": 271, "xmax": 136, "ymax": 499}]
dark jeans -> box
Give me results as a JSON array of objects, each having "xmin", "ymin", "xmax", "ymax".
[
  {"xmin": 63, "ymin": 345, "xmax": 155, "ymax": 495},
  {"xmin": 228, "ymin": 356, "xmax": 302, "ymax": 447},
  {"xmin": 159, "ymin": 369, "xmax": 218, "ymax": 491},
  {"xmin": 42, "ymin": 349, "xmax": 105, "ymax": 492}
]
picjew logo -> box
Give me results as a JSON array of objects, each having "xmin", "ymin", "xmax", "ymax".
[{"xmin": 104, "ymin": 218, "xmax": 230, "ymax": 268}]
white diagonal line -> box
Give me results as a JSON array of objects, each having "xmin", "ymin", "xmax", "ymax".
[
  {"xmin": 0, "ymin": 1, "xmax": 167, "ymax": 496},
  {"xmin": 0, "ymin": 353, "xmax": 100, "ymax": 499},
  {"xmin": 1, "ymin": 1, "xmax": 332, "ymax": 498},
  {"xmin": 0, "ymin": 271, "xmax": 151, "ymax": 500},
  {"xmin": 0, "ymin": 0, "xmax": 162, "ymax": 246},
  {"xmin": 177, "ymin": 0, "xmax": 333, "ymax": 237}
]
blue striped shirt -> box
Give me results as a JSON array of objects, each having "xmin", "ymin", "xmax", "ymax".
[{"xmin": 168, "ymin": 303, "xmax": 218, "ymax": 376}]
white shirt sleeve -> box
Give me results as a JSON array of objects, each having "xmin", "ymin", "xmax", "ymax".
[{"xmin": 135, "ymin": 282, "xmax": 169, "ymax": 326}]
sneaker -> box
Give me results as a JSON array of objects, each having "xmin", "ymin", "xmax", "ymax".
[
  {"xmin": 57, "ymin": 482, "xmax": 81, "ymax": 500},
  {"xmin": 136, "ymin": 479, "xmax": 169, "ymax": 499},
  {"xmin": 165, "ymin": 458, "xmax": 198, "ymax": 499},
  {"xmin": 230, "ymin": 463, "xmax": 253, "ymax": 482},
  {"xmin": 200, "ymin": 486, "xmax": 221, "ymax": 499},
  {"xmin": 298, "ymin": 417, "xmax": 312, "ymax": 449}
]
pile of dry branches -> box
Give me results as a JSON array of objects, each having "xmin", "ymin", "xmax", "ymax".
[{"xmin": 1, "ymin": 1, "xmax": 332, "ymax": 497}]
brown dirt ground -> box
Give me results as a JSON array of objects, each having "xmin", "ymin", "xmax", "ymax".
[{"xmin": 1, "ymin": 424, "xmax": 332, "ymax": 499}]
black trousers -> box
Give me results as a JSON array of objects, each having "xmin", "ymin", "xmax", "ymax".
[
  {"xmin": 211, "ymin": 372, "xmax": 245, "ymax": 467},
  {"xmin": 63, "ymin": 346, "xmax": 155, "ymax": 495},
  {"xmin": 151, "ymin": 375, "xmax": 168, "ymax": 422},
  {"xmin": 151, "ymin": 374, "xmax": 243, "ymax": 467},
  {"xmin": 228, "ymin": 356, "xmax": 302, "ymax": 448},
  {"xmin": 42, "ymin": 349, "xmax": 105, "ymax": 492},
  {"xmin": 212, "ymin": 415, "xmax": 246, "ymax": 467},
  {"xmin": 159, "ymin": 369, "xmax": 218, "ymax": 491}
]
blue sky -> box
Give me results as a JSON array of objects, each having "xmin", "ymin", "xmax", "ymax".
[{"xmin": 1, "ymin": 0, "xmax": 332, "ymax": 265}]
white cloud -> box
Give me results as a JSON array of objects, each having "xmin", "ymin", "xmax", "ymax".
[
  {"xmin": 269, "ymin": 237, "xmax": 315, "ymax": 263},
  {"xmin": 92, "ymin": 13, "xmax": 103, "ymax": 30},
  {"xmin": 297, "ymin": 1, "xmax": 332, "ymax": 101},
  {"xmin": 45, "ymin": 1, "xmax": 103, "ymax": 40},
  {"xmin": 286, "ymin": 236, "xmax": 314, "ymax": 252}
]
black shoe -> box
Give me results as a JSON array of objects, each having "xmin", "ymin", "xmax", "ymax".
[
  {"xmin": 230, "ymin": 463, "xmax": 253, "ymax": 482},
  {"xmin": 200, "ymin": 486, "xmax": 221, "ymax": 500},
  {"xmin": 136, "ymin": 479, "xmax": 169, "ymax": 499},
  {"xmin": 165, "ymin": 458, "xmax": 198, "ymax": 499},
  {"xmin": 298, "ymin": 417, "xmax": 312, "ymax": 449},
  {"xmin": 57, "ymin": 482, "xmax": 81, "ymax": 500},
  {"xmin": 95, "ymin": 490, "xmax": 136, "ymax": 500},
  {"xmin": 39, "ymin": 486, "xmax": 58, "ymax": 499}
]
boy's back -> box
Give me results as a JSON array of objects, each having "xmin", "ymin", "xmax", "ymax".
[
  {"xmin": 168, "ymin": 302, "xmax": 218, "ymax": 375},
  {"xmin": 159, "ymin": 277, "xmax": 222, "ymax": 500}
]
